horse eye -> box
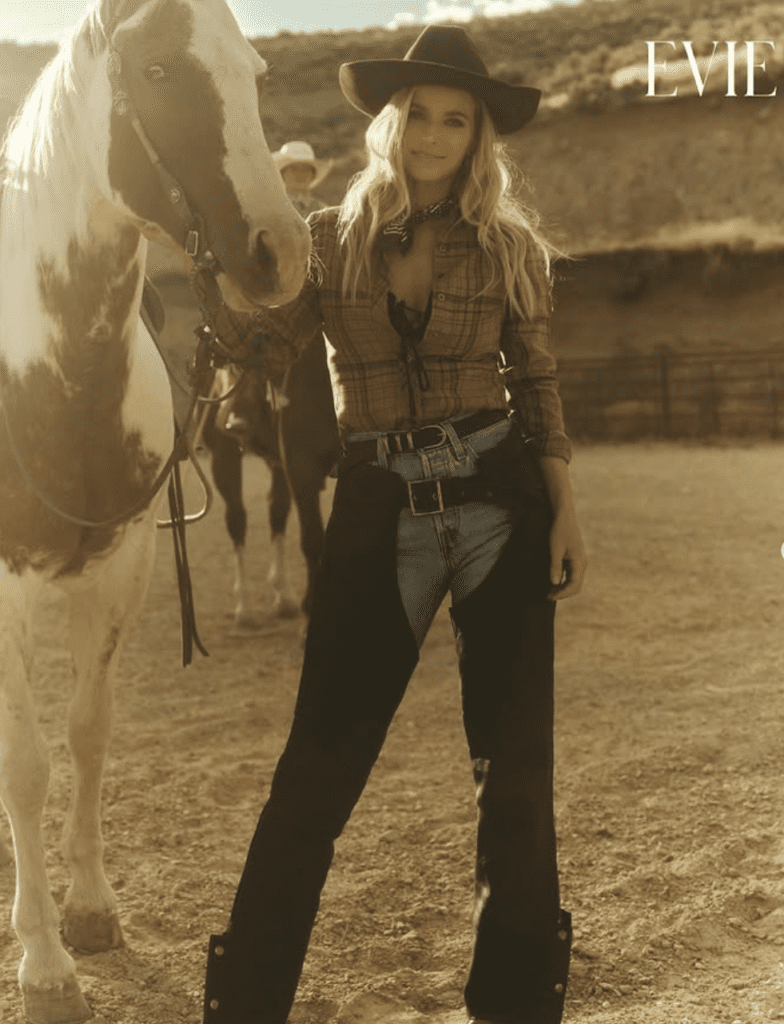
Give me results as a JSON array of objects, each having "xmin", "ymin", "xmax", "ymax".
[{"xmin": 145, "ymin": 64, "xmax": 166, "ymax": 82}]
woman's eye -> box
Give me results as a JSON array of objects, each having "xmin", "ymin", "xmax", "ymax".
[{"xmin": 145, "ymin": 64, "xmax": 167, "ymax": 82}]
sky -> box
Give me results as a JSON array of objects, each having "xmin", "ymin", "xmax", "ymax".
[{"xmin": 0, "ymin": 0, "xmax": 579, "ymax": 44}]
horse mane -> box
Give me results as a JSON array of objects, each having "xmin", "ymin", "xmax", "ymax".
[{"xmin": 1, "ymin": 2, "xmax": 110, "ymax": 242}]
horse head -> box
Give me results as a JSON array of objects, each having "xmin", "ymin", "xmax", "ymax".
[{"xmin": 99, "ymin": 0, "xmax": 311, "ymax": 310}]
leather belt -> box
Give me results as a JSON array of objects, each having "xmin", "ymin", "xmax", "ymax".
[
  {"xmin": 404, "ymin": 476, "xmax": 495, "ymax": 516},
  {"xmin": 403, "ymin": 475, "xmax": 545, "ymax": 516},
  {"xmin": 402, "ymin": 475, "xmax": 546, "ymax": 517},
  {"xmin": 342, "ymin": 409, "xmax": 509, "ymax": 463}
]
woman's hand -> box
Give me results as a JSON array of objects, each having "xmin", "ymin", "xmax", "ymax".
[
  {"xmin": 537, "ymin": 456, "xmax": 588, "ymax": 600},
  {"xmin": 547, "ymin": 504, "xmax": 588, "ymax": 600}
]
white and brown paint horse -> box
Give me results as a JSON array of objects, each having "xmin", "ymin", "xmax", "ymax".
[{"xmin": 0, "ymin": 0, "xmax": 310, "ymax": 1020}]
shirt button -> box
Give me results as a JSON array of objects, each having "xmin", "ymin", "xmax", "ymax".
[
  {"xmin": 215, "ymin": 945, "xmax": 225, "ymax": 956},
  {"xmin": 554, "ymin": 983, "xmax": 564, "ymax": 994},
  {"xmin": 437, "ymin": 293, "xmax": 445, "ymax": 301},
  {"xmin": 209, "ymin": 999, "xmax": 219, "ymax": 1010},
  {"xmin": 437, "ymin": 244, "xmax": 446, "ymax": 252}
]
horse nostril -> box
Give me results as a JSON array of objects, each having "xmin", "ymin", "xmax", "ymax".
[{"xmin": 255, "ymin": 230, "xmax": 278, "ymax": 287}]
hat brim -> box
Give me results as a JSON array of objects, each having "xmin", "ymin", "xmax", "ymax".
[
  {"xmin": 339, "ymin": 59, "xmax": 540, "ymax": 135},
  {"xmin": 274, "ymin": 155, "xmax": 334, "ymax": 188}
]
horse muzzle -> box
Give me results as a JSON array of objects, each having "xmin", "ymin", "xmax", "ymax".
[{"xmin": 215, "ymin": 216, "xmax": 311, "ymax": 312}]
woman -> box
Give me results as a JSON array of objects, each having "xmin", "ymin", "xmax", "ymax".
[
  {"xmin": 204, "ymin": 24, "xmax": 587, "ymax": 1024},
  {"xmin": 272, "ymin": 140, "xmax": 333, "ymax": 218}
]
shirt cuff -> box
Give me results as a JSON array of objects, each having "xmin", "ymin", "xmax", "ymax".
[{"xmin": 528, "ymin": 431, "xmax": 572, "ymax": 464}]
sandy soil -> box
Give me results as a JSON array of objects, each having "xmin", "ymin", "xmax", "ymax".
[{"xmin": 0, "ymin": 442, "xmax": 783, "ymax": 1024}]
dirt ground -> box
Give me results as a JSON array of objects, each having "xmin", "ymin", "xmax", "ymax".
[{"xmin": 0, "ymin": 441, "xmax": 783, "ymax": 1024}]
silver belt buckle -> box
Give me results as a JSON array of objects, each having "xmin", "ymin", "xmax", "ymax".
[{"xmin": 407, "ymin": 479, "xmax": 444, "ymax": 516}]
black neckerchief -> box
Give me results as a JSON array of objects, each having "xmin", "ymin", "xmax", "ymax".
[{"xmin": 378, "ymin": 195, "xmax": 458, "ymax": 255}]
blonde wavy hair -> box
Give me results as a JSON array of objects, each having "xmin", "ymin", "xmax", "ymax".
[{"xmin": 336, "ymin": 85, "xmax": 553, "ymax": 321}]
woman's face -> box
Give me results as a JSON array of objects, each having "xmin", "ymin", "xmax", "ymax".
[{"xmin": 402, "ymin": 84, "xmax": 476, "ymax": 190}]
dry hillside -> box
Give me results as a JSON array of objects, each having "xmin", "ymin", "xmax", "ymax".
[
  {"xmin": 4, "ymin": 0, "xmax": 784, "ymax": 225},
  {"xmin": 3, "ymin": 0, "xmax": 784, "ymax": 356},
  {"xmin": 4, "ymin": 0, "xmax": 784, "ymax": 237}
]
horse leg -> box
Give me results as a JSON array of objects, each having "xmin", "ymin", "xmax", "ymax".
[
  {"xmin": 0, "ymin": 568, "xmax": 91, "ymax": 1024},
  {"xmin": 60, "ymin": 518, "xmax": 158, "ymax": 958},
  {"xmin": 267, "ymin": 462, "xmax": 298, "ymax": 618},
  {"xmin": 283, "ymin": 448, "xmax": 327, "ymax": 618},
  {"xmin": 277, "ymin": 333, "xmax": 339, "ymax": 618},
  {"xmin": 204, "ymin": 416, "xmax": 264, "ymax": 633}
]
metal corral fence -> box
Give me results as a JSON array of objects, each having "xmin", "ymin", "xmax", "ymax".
[{"xmin": 557, "ymin": 345, "xmax": 784, "ymax": 440}]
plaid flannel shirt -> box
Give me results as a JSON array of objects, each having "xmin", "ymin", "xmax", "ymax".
[{"xmin": 260, "ymin": 207, "xmax": 571, "ymax": 462}]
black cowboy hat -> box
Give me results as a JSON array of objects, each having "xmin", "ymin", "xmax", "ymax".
[{"xmin": 339, "ymin": 25, "xmax": 540, "ymax": 135}]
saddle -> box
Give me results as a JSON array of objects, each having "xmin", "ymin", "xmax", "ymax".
[
  {"xmin": 213, "ymin": 366, "xmax": 282, "ymax": 463},
  {"xmin": 142, "ymin": 276, "xmax": 166, "ymax": 334}
]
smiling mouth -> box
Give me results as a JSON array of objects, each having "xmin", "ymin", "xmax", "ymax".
[{"xmin": 411, "ymin": 151, "xmax": 444, "ymax": 160}]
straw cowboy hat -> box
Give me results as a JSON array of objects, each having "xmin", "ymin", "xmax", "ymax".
[
  {"xmin": 272, "ymin": 141, "xmax": 333, "ymax": 189},
  {"xmin": 339, "ymin": 24, "xmax": 541, "ymax": 135}
]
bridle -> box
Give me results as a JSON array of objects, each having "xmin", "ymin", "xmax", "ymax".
[
  {"xmin": 106, "ymin": 46, "xmax": 221, "ymax": 277},
  {"xmin": 105, "ymin": 26, "xmax": 282, "ymax": 405},
  {"xmin": 103, "ymin": 6, "xmax": 273, "ymax": 353}
]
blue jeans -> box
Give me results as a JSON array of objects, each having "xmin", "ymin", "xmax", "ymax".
[
  {"xmin": 204, "ymin": 413, "xmax": 571, "ymax": 1024},
  {"xmin": 350, "ymin": 415, "xmax": 517, "ymax": 647}
]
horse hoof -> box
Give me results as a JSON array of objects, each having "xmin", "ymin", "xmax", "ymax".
[
  {"xmin": 63, "ymin": 909, "xmax": 123, "ymax": 953},
  {"xmin": 273, "ymin": 597, "xmax": 300, "ymax": 619},
  {"xmin": 23, "ymin": 979, "xmax": 92, "ymax": 1024},
  {"xmin": 232, "ymin": 610, "xmax": 266, "ymax": 634}
]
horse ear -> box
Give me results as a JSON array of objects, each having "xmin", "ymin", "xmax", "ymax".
[{"xmin": 101, "ymin": 0, "xmax": 156, "ymax": 45}]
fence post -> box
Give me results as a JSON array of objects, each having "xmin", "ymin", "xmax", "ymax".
[{"xmin": 656, "ymin": 345, "xmax": 672, "ymax": 437}]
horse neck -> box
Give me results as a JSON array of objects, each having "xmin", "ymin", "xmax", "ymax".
[{"xmin": 0, "ymin": 32, "xmax": 146, "ymax": 372}]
